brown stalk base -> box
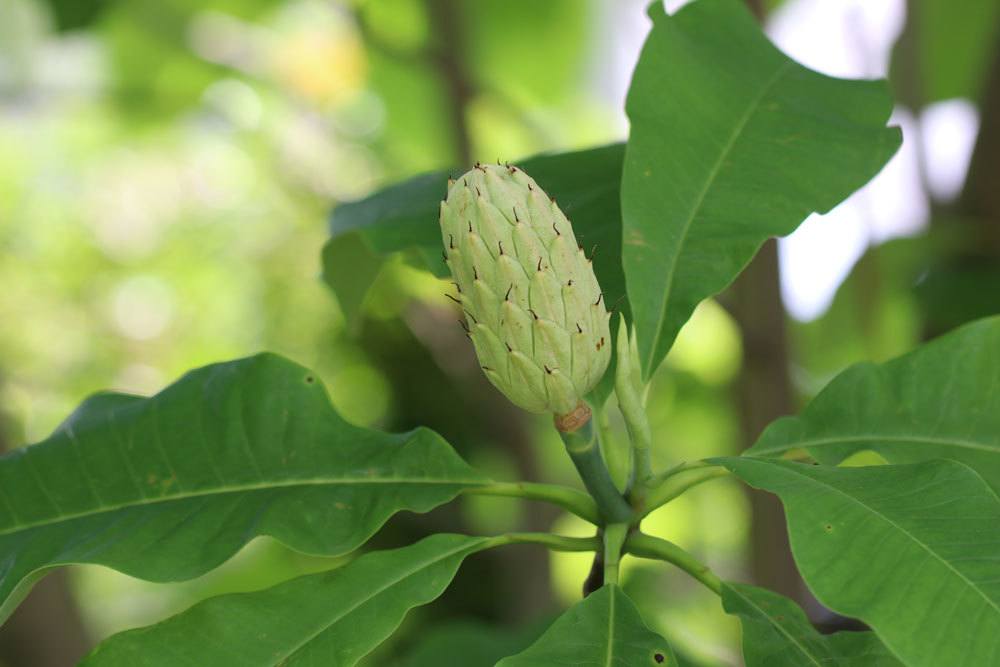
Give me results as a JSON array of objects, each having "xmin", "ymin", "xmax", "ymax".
[{"xmin": 554, "ymin": 402, "xmax": 592, "ymax": 433}]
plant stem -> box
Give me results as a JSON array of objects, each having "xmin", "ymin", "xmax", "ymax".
[
  {"xmin": 646, "ymin": 460, "xmax": 712, "ymax": 486},
  {"xmin": 626, "ymin": 423, "xmax": 653, "ymax": 492},
  {"xmin": 464, "ymin": 481, "xmax": 599, "ymax": 524},
  {"xmin": 641, "ymin": 466, "xmax": 730, "ymax": 518},
  {"xmin": 559, "ymin": 419, "xmax": 634, "ymax": 524},
  {"xmin": 602, "ymin": 523, "xmax": 629, "ymax": 585},
  {"xmin": 593, "ymin": 401, "xmax": 631, "ymax": 492},
  {"xmin": 624, "ymin": 533, "xmax": 722, "ymax": 596},
  {"xmin": 492, "ymin": 532, "xmax": 600, "ymax": 553}
]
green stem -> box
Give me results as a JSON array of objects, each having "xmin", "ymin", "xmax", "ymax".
[
  {"xmin": 629, "ymin": 436, "xmax": 653, "ymax": 489},
  {"xmin": 593, "ymin": 401, "xmax": 631, "ymax": 492},
  {"xmin": 646, "ymin": 460, "xmax": 713, "ymax": 486},
  {"xmin": 490, "ymin": 532, "xmax": 600, "ymax": 552},
  {"xmin": 464, "ymin": 481, "xmax": 599, "ymax": 524},
  {"xmin": 559, "ymin": 419, "xmax": 634, "ymax": 524},
  {"xmin": 602, "ymin": 523, "xmax": 629, "ymax": 585},
  {"xmin": 624, "ymin": 533, "xmax": 722, "ymax": 596},
  {"xmin": 641, "ymin": 467, "xmax": 730, "ymax": 518}
]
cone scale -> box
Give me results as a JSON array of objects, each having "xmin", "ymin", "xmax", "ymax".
[{"xmin": 440, "ymin": 163, "xmax": 612, "ymax": 418}]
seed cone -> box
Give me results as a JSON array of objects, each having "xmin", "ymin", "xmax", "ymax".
[{"xmin": 440, "ymin": 163, "xmax": 611, "ymax": 416}]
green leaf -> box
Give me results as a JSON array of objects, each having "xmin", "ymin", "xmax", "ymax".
[
  {"xmin": 748, "ymin": 316, "xmax": 1000, "ymax": 490},
  {"xmin": 322, "ymin": 143, "xmax": 626, "ymax": 326},
  {"xmin": 328, "ymin": 168, "xmax": 451, "ymax": 277},
  {"xmin": 723, "ymin": 582, "xmax": 902, "ymax": 666},
  {"xmin": 621, "ymin": 0, "xmax": 901, "ymax": 378},
  {"xmin": 496, "ymin": 585, "xmax": 674, "ymax": 667},
  {"xmin": 82, "ymin": 533, "xmax": 493, "ymax": 666},
  {"xmin": 320, "ymin": 231, "xmax": 386, "ymax": 330},
  {"xmin": 717, "ymin": 457, "xmax": 1000, "ymax": 667},
  {"xmin": 0, "ymin": 354, "xmax": 487, "ymax": 623}
]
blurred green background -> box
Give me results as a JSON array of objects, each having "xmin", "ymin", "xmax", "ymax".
[{"xmin": 0, "ymin": 0, "xmax": 997, "ymax": 665}]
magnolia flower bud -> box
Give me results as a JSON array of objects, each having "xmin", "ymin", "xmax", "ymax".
[{"xmin": 440, "ymin": 163, "xmax": 611, "ymax": 417}]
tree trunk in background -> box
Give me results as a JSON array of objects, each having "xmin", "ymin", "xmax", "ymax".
[
  {"xmin": 0, "ymin": 381, "xmax": 91, "ymax": 667},
  {"xmin": 352, "ymin": 0, "xmax": 555, "ymax": 621},
  {"xmin": 729, "ymin": 240, "xmax": 804, "ymax": 602},
  {"xmin": 0, "ymin": 572, "xmax": 91, "ymax": 667},
  {"xmin": 743, "ymin": 0, "xmax": 764, "ymax": 21},
  {"xmin": 422, "ymin": 0, "xmax": 555, "ymax": 618},
  {"xmin": 730, "ymin": 0, "xmax": 1000, "ymax": 618},
  {"xmin": 426, "ymin": 0, "xmax": 475, "ymax": 169},
  {"xmin": 959, "ymin": 35, "xmax": 1000, "ymax": 250},
  {"xmin": 898, "ymin": 1, "xmax": 1000, "ymax": 340},
  {"xmin": 728, "ymin": 0, "xmax": 806, "ymax": 606}
]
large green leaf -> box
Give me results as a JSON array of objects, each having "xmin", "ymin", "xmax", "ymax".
[
  {"xmin": 496, "ymin": 585, "xmax": 674, "ymax": 667},
  {"xmin": 322, "ymin": 143, "xmax": 626, "ymax": 326},
  {"xmin": 0, "ymin": 354, "xmax": 486, "ymax": 623},
  {"xmin": 621, "ymin": 0, "xmax": 901, "ymax": 378},
  {"xmin": 748, "ymin": 316, "xmax": 1000, "ymax": 490},
  {"xmin": 718, "ymin": 457, "xmax": 1000, "ymax": 667},
  {"xmin": 723, "ymin": 582, "xmax": 901, "ymax": 666},
  {"xmin": 82, "ymin": 534, "xmax": 492, "ymax": 666}
]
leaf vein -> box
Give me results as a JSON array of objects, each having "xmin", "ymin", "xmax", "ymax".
[{"xmin": 642, "ymin": 59, "xmax": 794, "ymax": 372}]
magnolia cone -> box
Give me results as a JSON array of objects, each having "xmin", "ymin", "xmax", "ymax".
[{"xmin": 440, "ymin": 163, "xmax": 611, "ymax": 416}]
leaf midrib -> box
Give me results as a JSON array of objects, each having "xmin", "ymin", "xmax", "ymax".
[
  {"xmin": 728, "ymin": 586, "xmax": 823, "ymax": 667},
  {"xmin": 775, "ymin": 463, "xmax": 1000, "ymax": 617},
  {"xmin": 639, "ymin": 59, "xmax": 794, "ymax": 373},
  {"xmin": 277, "ymin": 538, "xmax": 487, "ymax": 664},
  {"xmin": 604, "ymin": 587, "xmax": 616, "ymax": 667},
  {"xmin": 0, "ymin": 476, "xmax": 487, "ymax": 537},
  {"xmin": 750, "ymin": 434, "xmax": 999, "ymax": 457}
]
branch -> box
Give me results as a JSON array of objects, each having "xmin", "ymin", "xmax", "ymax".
[
  {"xmin": 494, "ymin": 532, "xmax": 599, "ymax": 553},
  {"xmin": 464, "ymin": 481, "xmax": 599, "ymax": 524},
  {"xmin": 624, "ymin": 533, "xmax": 722, "ymax": 595},
  {"xmin": 641, "ymin": 465, "xmax": 730, "ymax": 518}
]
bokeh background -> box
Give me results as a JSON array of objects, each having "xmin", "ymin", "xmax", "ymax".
[{"xmin": 0, "ymin": 0, "xmax": 997, "ymax": 665}]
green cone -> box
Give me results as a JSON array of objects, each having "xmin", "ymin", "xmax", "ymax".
[{"xmin": 440, "ymin": 163, "xmax": 611, "ymax": 416}]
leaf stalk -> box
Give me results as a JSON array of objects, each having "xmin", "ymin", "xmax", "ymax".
[
  {"xmin": 602, "ymin": 523, "xmax": 629, "ymax": 585},
  {"xmin": 624, "ymin": 532, "xmax": 722, "ymax": 595},
  {"xmin": 496, "ymin": 532, "xmax": 600, "ymax": 553},
  {"xmin": 464, "ymin": 481, "xmax": 599, "ymax": 524},
  {"xmin": 641, "ymin": 465, "xmax": 730, "ymax": 518}
]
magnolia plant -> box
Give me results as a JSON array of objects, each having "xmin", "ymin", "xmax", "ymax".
[{"xmin": 3, "ymin": 1, "xmax": 999, "ymax": 666}]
